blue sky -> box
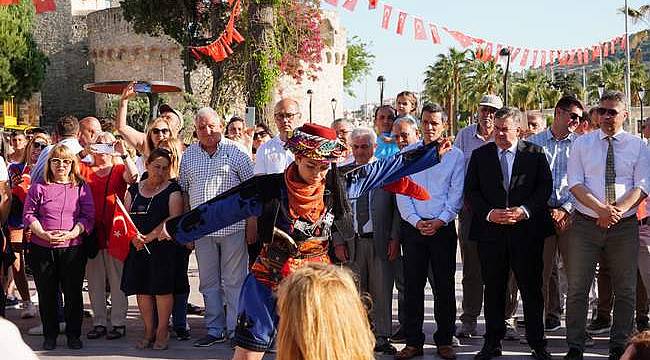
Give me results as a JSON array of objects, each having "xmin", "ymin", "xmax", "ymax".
[{"xmin": 325, "ymin": 0, "xmax": 648, "ymax": 110}]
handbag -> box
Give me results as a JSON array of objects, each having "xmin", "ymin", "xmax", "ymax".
[{"xmin": 81, "ymin": 167, "xmax": 113, "ymax": 259}]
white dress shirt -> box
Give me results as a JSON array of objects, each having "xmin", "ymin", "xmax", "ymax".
[
  {"xmin": 253, "ymin": 135, "xmax": 294, "ymax": 175},
  {"xmin": 497, "ymin": 141, "xmax": 518, "ymax": 183},
  {"xmin": 568, "ymin": 129, "xmax": 650, "ymax": 218},
  {"xmin": 396, "ymin": 143, "xmax": 465, "ymax": 226}
]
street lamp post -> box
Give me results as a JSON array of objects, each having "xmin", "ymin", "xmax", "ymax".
[
  {"xmin": 331, "ymin": 98, "xmax": 337, "ymax": 122},
  {"xmin": 639, "ymin": 87, "xmax": 646, "ymax": 130},
  {"xmin": 377, "ymin": 75, "xmax": 386, "ymax": 106},
  {"xmin": 307, "ymin": 89, "xmax": 313, "ymax": 124},
  {"xmin": 499, "ymin": 48, "xmax": 511, "ymax": 107},
  {"xmin": 598, "ymin": 83, "xmax": 605, "ymax": 99}
]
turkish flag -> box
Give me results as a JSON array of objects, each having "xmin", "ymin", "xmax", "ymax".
[
  {"xmin": 482, "ymin": 43, "xmax": 493, "ymax": 61},
  {"xmin": 33, "ymin": 0, "xmax": 56, "ymax": 13},
  {"xmin": 429, "ymin": 23, "xmax": 441, "ymax": 44},
  {"xmin": 342, "ymin": 0, "xmax": 357, "ymax": 11},
  {"xmin": 583, "ymin": 48, "xmax": 590, "ymax": 64},
  {"xmin": 108, "ymin": 198, "xmax": 139, "ymax": 262},
  {"xmin": 530, "ymin": 50, "xmax": 538, "ymax": 68},
  {"xmin": 567, "ymin": 50, "xmax": 576, "ymax": 65},
  {"xmin": 620, "ymin": 36, "xmax": 627, "ymax": 50},
  {"xmin": 539, "ymin": 50, "xmax": 547, "ymax": 69},
  {"xmin": 549, "ymin": 50, "xmax": 555, "ymax": 65},
  {"xmin": 494, "ymin": 44, "xmax": 503, "ymax": 61},
  {"xmin": 577, "ymin": 49, "xmax": 583, "ymax": 65},
  {"xmin": 511, "ymin": 48, "xmax": 521, "ymax": 62},
  {"xmin": 396, "ymin": 10, "xmax": 407, "ymax": 35},
  {"xmin": 383, "ymin": 177, "xmax": 429, "ymax": 201},
  {"xmin": 592, "ymin": 45, "xmax": 601, "ymax": 61},
  {"xmin": 381, "ymin": 4, "xmax": 392, "ymax": 30},
  {"xmin": 443, "ymin": 28, "xmax": 474, "ymax": 48},
  {"xmin": 610, "ymin": 39, "xmax": 616, "ymax": 54},
  {"xmin": 413, "ymin": 17, "xmax": 427, "ymax": 40},
  {"xmin": 0, "ymin": 0, "xmax": 19, "ymax": 5},
  {"xmin": 323, "ymin": 0, "xmax": 338, "ymax": 6},
  {"xmin": 368, "ymin": 0, "xmax": 377, "ymax": 9},
  {"xmin": 519, "ymin": 49, "xmax": 530, "ymax": 67},
  {"xmin": 603, "ymin": 42, "xmax": 609, "ymax": 57}
]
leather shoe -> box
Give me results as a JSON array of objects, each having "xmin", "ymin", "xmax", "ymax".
[
  {"xmin": 531, "ymin": 347, "xmax": 552, "ymax": 360},
  {"xmin": 394, "ymin": 345, "xmax": 423, "ymax": 359},
  {"xmin": 474, "ymin": 343, "xmax": 502, "ymax": 360},
  {"xmin": 437, "ymin": 345, "xmax": 456, "ymax": 359},
  {"xmin": 609, "ymin": 346, "xmax": 625, "ymax": 360},
  {"xmin": 43, "ymin": 338, "xmax": 57, "ymax": 350},
  {"xmin": 564, "ymin": 348, "xmax": 583, "ymax": 360}
]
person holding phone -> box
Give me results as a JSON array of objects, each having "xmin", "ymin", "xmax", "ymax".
[
  {"xmin": 81, "ymin": 132, "xmax": 138, "ymax": 341},
  {"xmin": 226, "ymin": 116, "xmax": 254, "ymax": 157},
  {"xmin": 23, "ymin": 144, "xmax": 95, "ymax": 350}
]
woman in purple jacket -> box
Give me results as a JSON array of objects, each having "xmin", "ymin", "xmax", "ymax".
[{"xmin": 23, "ymin": 144, "xmax": 95, "ymax": 351}]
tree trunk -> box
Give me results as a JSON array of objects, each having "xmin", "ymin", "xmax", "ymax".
[
  {"xmin": 210, "ymin": 62, "xmax": 225, "ymax": 109},
  {"xmin": 183, "ymin": 48, "xmax": 193, "ymax": 94},
  {"xmin": 246, "ymin": 1, "xmax": 276, "ymax": 125}
]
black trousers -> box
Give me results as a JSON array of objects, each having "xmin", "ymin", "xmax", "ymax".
[
  {"xmin": 402, "ymin": 220, "xmax": 457, "ymax": 346},
  {"xmin": 28, "ymin": 244, "xmax": 86, "ymax": 340},
  {"xmin": 478, "ymin": 236, "xmax": 546, "ymax": 349}
]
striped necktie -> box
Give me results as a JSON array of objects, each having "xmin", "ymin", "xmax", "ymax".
[{"xmin": 605, "ymin": 136, "xmax": 616, "ymax": 204}]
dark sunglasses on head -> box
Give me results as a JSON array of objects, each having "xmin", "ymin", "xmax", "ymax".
[
  {"xmin": 32, "ymin": 142, "xmax": 48, "ymax": 150},
  {"xmin": 253, "ymin": 131, "xmax": 268, "ymax": 139},
  {"xmin": 560, "ymin": 108, "xmax": 583, "ymax": 122},
  {"xmin": 151, "ymin": 128, "xmax": 170, "ymax": 135},
  {"xmin": 596, "ymin": 107, "xmax": 620, "ymax": 118}
]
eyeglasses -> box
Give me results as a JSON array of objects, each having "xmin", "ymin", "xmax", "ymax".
[
  {"xmin": 479, "ymin": 106, "xmax": 498, "ymax": 114},
  {"xmin": 274, "ymin": 112, "xmax": 300, "ymax": 120},
  {"xmin": 596, "ymin": 107, "xmax": 621, "ymax": 118},
  {"xmin": 560, "ymin": 108, "xmax": 583, "ymax": 122},
  {"xmin": 151, "ymin": 128, "xmax": 170, "ymax": 135},
  {"xmin": 32, "ymin": 142, "xmax": 48, "ymax": 150},
  {"xmin": 49, "ymin": 158, "xmax": 73, "ymax": 166},
  {"xmin": 253, "ymin": 131, "xmax": 269, "ymax": 139}
]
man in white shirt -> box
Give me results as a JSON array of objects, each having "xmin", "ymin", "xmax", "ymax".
[
  {"xmin": 394, "ymin": 104, "xmax": 464, "ymax": 360},
  {"xmin": 565, "ymin": 91, "xmax": 650, "ymax": 360},
  {"xmin": 253, "ymin": 98, "xmax": 304, "ymax": 175}
]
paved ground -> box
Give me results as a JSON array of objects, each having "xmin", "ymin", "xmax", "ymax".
[{"xmin": 5, "ymin": 250, "xmax": 611, "ymax": 359}]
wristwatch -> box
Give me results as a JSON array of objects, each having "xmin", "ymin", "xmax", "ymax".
[{"xmin": 120, "ymin": 154, "xmax": 128, "ymax": 160}]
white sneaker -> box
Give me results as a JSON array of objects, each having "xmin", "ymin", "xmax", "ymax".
[
  {"xmin": 20, "ymin": 302, "xmax": 38, "ymax": 319},
  {"xmin": 27, "ymin": 322, "xmax": 65, "ymax": 336}
]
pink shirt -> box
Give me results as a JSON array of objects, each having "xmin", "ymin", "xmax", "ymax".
[{"xmin": 23, "ymin": 182, "xmax": 95, "ymax": 248}]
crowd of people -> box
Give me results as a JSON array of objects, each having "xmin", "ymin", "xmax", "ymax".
[{"xmin": 0, "ymin": 83, "xmax": 649, "ymax": 360}]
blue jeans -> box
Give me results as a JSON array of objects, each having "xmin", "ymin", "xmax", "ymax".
[{"xmin": 172, "ymin": 293, "xmax": 189, "ymax": 331}]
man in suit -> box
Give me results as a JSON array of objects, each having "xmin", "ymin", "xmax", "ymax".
[
  {"xmin": 333, "ymin": 126, "xmax": 400, "ymax": 355},
  {"xmin": 395, "ymin": 104, "xmax": 464, "ymax": 360},
  {"xmin": 465, "ymin": 107, "xmax": 553, "ymax": 360}
]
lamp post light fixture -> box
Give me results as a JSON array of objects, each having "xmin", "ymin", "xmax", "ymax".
[
  {"xmin": 307, "ymin": 89, "xmax": 313, "ymax": 124},
  {"xmin": 597, "ymin": 82, "xmax": 605, "ymax": 99},
  {"xmin": 499, "ymin": 47, "xmax": 511, "ymax": 107},
  {"xmin": 331, "ymin": 98, "xmax": 337, "ymax": 122},
  {"xmin": 377, "ymin": 75, "xmax": 386, "ymax": 106}
]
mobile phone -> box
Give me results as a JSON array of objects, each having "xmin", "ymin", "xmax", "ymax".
[
  {"xmin": 91, "ymin": 143, "xmax": 115, "ymax": 154},
  {"xmin": 245, "ymin": 107, "xmax": 256, "ymax": 128},
  {"xmin": 134, "ymin": 82, "xmax": 152, "ymax": 93}
]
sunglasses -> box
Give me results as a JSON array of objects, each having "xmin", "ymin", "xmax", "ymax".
[
  {"xmin": 32, "ymin": 142, "xmax": 48, "ymax": 150},
  {"xmin": 49, "ymin": 158, "xmax": 73, "ymax": 166},
  {"xmin": 151, "ymin": 128, "xmax": 170, "ymax": 135},
  {"xmin": 253, "ymin": 131, "xmax": 268, "ymax": 139},
  {"xmin": 596, "ymin": 107, "xmax": 620, "ymax": 118},
  {"xmin": 560, "ymin": 108, "xmax": 583, "ymax": 122}
]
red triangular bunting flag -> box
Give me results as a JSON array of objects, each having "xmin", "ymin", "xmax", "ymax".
[
  {"xmin": 583, "ymin": 48, "xmax": 590, "ymax": 64},
  {"xmin": 567, "ymin": 50, "xmax": 575, "ymax": 65},
  {"xmin": 482, "ymin": 43, "xmax": 493, "ymax": 61},
  {"xmin": 0, "ymin": 0, "xmax": 20, "ymax": 5},
  {"xmin": 323, "ymin": 0, "xmax": 338, "ymax": 6},
  {"xmin": 108, "ymin": 198, "xmax": 139, "ymax": 262},
  {"xmin": 539, "ymin": 50, "xmax": 547, "ymax": 69},
  {"xmin": 592, "ymin": 45, "xmax": 601, "ymax": 61},
  {"xmin": 443, "ymin": 28, "xmax": 474, "ymax": 48},
  {"xmin": 603, "ymin": 42, "xmax": 609, "ymax": 57},
  {"xmin": 610, "ymin": 39, "xmax": 616, "ymax": 54},
  {"xmin": 577, "ymin": 49, "xmax": 583, "ymax": 65},
  {"xmin": 383, "ymin": 177, "xmax": 430, "ymax": 201},
  {"xmin": 530, "ymin": 50, "xmax": 539, "ymax": 68},
  {"xmin": 413, "ymin": 17, "xmax": 427, "ymax": 40},
  {"xmin": 232, "ymin": 28, "xmax": 245, "ymax": 43},
  {"xmin": 396, "ymin": 10, "xmax": 407, "ymax": 35},
  {"xmin": 558, "ymin": 51, "xmax": 567, "ymax": 66},
  {"xmin": 342, "ymin": 0, "xmax": 357, "ymax": 11},
  {"xmin": 368, "ymin": 0, "xmax": 377, "ymax": 9},
  {"xmin": 511, "ymin": 48, "xmax": 521, "ymax": 62},
  {"xmin": 33, "ymin": 0, "xmax": 56, "ymax": 13},
  {"xmin": 520, "ymin": 49, "xmax": 530, "ymax": 67},
  {"xmin": 621, "ymin": 36, "xmax": 627, "ymax": 50},
  {"xmin": 429, "ymin": 23, "xmax": 441, "ymax": 44},
  {"xmin": 381, "ymin": 4, "xmax": 392, "ymax": 30}
]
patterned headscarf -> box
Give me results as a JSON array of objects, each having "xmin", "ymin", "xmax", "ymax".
[{"xmin": 284, "ymin": 123, "xmax": 348, "ymax": 162}]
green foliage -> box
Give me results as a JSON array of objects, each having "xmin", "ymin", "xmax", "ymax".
[
  {"xmin": 103, "ymin": 94, "xmax": 158, "ymax": 132},
  {"xmin": 252, "ymin": 51, "xmax": 281, "ymax": 109},
  {"xmin": 0, "ymin": 0, "xmax": 48, "ymax": 101},
  {"xmin": 343, "ymin": 36, "xmax": 374, "ymax": 97}
]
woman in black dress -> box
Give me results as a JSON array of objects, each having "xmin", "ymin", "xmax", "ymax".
[{"xmin": 121, "ymin": 148, "xmax": 185, "ymax": 350}]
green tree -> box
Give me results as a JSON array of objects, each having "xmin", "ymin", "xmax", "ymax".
[
  {"xmin": 343, "ymin": 36, "xmax": 374, "ymax": 97},
  {"xmin": 0, "ymin": 0, "xmax": 48, "ymax": 101},
  {"xmin": 511, "ymin": 71, "xmax": 549, "ymax": 111},
  {"xmin": 423, "ymin": 48, "xmax": 469, "ymax": 134},
  {"xmin": 463, "ymin": 55, "xmax": 503, "ymax": 115},
  {"xmin": 587, "ymin": 60, "xmax": 626, "ymax": 100}
]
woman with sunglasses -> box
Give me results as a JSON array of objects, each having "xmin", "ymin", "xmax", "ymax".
[
  {"xmin": 252, "ymin": 123, "xmax": 272, "ymax": 158},
  {"xmin": 23, "ymin": 144, "xmax": 95, "ymax": 350},
  {"xmin": 81, "ymin": 132, "xmax": 138, "ymax": 341},
  {"xmin": 5, "ymin": 134, "xmax": 50, "ymax": 319},
  {"xmin": 120, "ymin": 148, "xmax": 185, "ymax": 350}
]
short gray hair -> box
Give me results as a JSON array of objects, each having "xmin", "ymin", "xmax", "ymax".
[
  {"xmin": 350, "ymin": 126, "xmax": 377, "ymax": 145},
  {"xmin": 495, "ymin": 107, "xmax": 522, "ymax": 127},
  {"xmin": 331, "ymin": 118, "xmax": 353, "ymax": 128},
  {"xmin": 393, "ymin": 114, "xmax": 419, "ymax": 130},
  {"xmin": 600, "ymin": 90, "xmax": 627, "ymax": 107},
  {"xmin": 195, "ymin": 107, "xmax": 219, "ymax": 122}
]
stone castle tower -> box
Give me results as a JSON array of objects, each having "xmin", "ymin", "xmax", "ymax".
[{"xmin": 33, "ymin": 1, "xmax": 346, "ymax": 127}]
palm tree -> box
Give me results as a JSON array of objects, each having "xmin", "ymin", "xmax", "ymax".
[
  {"xmin": 463, "ymin": 55, "xmax": 503, "ymax": 115},
  {"xmin": 423, "ymin": 48, "xmax": 469, "ymax": 134},
  {"xmin": 630, "ymin": 59, "xmax": 649, "ymax": 105},
  {"xmin": 510, "ymin": 71, "xmax": 548, "ymax": 112},
  {"xmin": 587, "ymin": 60, "xmax": 626, "ymax": 100},
  {"xmin": 619, "ymin": 4, "xmax": 650, "ymax": 26}
]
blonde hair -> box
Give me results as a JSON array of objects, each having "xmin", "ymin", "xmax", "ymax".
[
  {"xmin": 276, "ymin": 263, "xmax": 375, "ymax": 360},
  {"xmin": 22, "ymin": 134, "xmax": 51, "ymax": 166},
  {"xmin": 44, "ymin": 144, "xmax": 84, "ymax": 185},
  {"xmin": 144, "ymin": 116, "xmax": 174, "ymax": 157},
  {"xmin": 156, "ymin": 137, "xmax": 182, "ymax": 179}
]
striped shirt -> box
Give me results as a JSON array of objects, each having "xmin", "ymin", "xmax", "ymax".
[
  {"xmin": 528, "ymin": 129, "xmax": 576, "ymax": 212},
  {"xmin": 179, "ymin": 138, "xmax": 254, "ymax": 237}
]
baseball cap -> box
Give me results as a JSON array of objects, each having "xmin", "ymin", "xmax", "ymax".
[
  {"xmin": 158, "ymin": 104, "xmax": 184, "ymax": 125},
  {"xmin": 479, "ymin": 94, "xmax": 504, "ymax": 110}
]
